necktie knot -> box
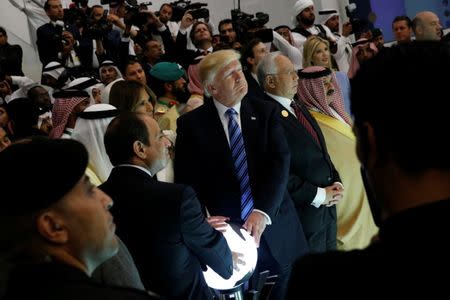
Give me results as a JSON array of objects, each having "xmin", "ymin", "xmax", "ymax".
[{"xmin": 226, "ymin": 108, "xmax": 237, "ymax": 117}]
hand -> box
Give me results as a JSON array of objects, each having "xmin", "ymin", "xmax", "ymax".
[
  {"xmin": 206, "ymin": 216, "xmax": 229, "ymax": 232},
  {"xmin": 62, "ymin": 31, "xmax": 75, "ymax": 53},
  {"xmin": 323, "ymin": 182, "xmax": 344, "ymax": 207},
  {"xmin": 342, "ymin": 22, "xmax": 353, "ymax": 37},
  {"xmin": 144, "ymin": 10, "xmax": 164, "ymax": 28},
  {"xmin": 180, "ymin": 12, "xmax": 193, "ymax": 30},
  {"xmin": 243, "ymin": 211, "xmax": 267, "ymax": 247},
  {"xmin": 107, "ymin": 13, "xmax": 120, "ymax": 25},
  {"xmin": 232, "ymin": 251, "xmax": 245, "ymax": 272}
]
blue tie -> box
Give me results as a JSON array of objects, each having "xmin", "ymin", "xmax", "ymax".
[{"xmin": 226, "ymin": 108, "xmax": 254, "ymax": 221}]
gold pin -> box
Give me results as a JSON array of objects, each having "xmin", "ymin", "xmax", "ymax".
[{"xmin": 281, "ymin": 110, "xmax": 289, "ymax": 118}]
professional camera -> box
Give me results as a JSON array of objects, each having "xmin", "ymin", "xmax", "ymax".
[
  {"xmin": 123, "ymin": 6, "xmax": 149, "ymax": 27},
  {"xmin": 51, "ymin": 21, "xmax": 72, "ymax": 51},
  {"xmin": 231, "ymin": 9, "xmax": 270, "ymax": 42},
  {"xmin": 63, "ymin": 6, "xmax": 87, "ymax": 29},
  {"xmin": 345, "ymin": 3, "xmax": 367, "ymax": 37},
  {"xmin": 85, "ymin": 10, "xmax": 111, "ymax": 39},
  {"xmin": 170, "ymin": 0, "xmax": 209, "ymax": 22}
]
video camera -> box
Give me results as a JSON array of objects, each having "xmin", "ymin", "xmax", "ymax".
[
  {"xmin": 85, "ymin": 9, "xmax": 111, "ymax": 40},
  {"xmin": 231, "ymin": 9, "xmax": 271, "ymax": 42},
  {"xmin": 170, "ymin": 0, "xmax": 209, "ymax": 22},
  {"xmin": 345, "ymin": 3, "xmax": 367, "ymax": 37}
]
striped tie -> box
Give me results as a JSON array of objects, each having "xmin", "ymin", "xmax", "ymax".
[{"xmin": 226, "ymin": 108, "xmax": 254, "ymax": 222}]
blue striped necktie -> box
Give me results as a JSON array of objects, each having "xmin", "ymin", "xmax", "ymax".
[{"xmin": 226, "ymin": 108, "xmax": 254, "ymax": 222}]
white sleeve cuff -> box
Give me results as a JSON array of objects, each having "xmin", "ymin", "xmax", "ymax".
[
  {"xmin": 253, "ymin": 209, "xmax": 272, "ymax": 225},
  {"xmin": 157, "ymin": 24, "xmax": 167, "ymax": 32},
  {"xmin": 311, "ymin": 187, "xmax": 326, "ymax": 208}
]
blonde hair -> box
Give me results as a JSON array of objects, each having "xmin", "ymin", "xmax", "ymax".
[
  {"xmin": 303, "ymin": 35, "xmax": 333, "ymax": 69},
  {"xmin": 198, "ymin": 50, "xmax": 241, "ymax": 96}
]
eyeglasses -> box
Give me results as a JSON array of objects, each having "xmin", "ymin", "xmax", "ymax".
[{"xmin": 266, "ymin": 70, "xmax": 298, "ymax": 77}]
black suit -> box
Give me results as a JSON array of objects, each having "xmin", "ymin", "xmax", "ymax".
[
  {"xmin": 265, "ymin": 95, "xmax": 340, "ymax": 253},
  {"xmin": 4, "ymin": 262, "xmax": 155, "ymax": 300},
  {"xmin": 287, "ymin": 198, "xmax": 450, "ymax": 298},
  {"xmin": 244, "ymin": 71, "xmax": 265, "ymax": 100},
  {"xmin": 100, "ymin": 166, "xmax": 233, "ymax": 299},
  {"xmin": 175, "ymin": 97, "xmax": 308, "ymax": 298},
  {"xmin": 36, "ymin": 22, "xmax": 80, "ymax": 67}
]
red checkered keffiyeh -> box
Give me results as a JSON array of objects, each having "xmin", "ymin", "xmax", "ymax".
[
  {"xmin": 50, "ymin": 96, "xmax": 88, "ymax": 139},
  {"xmin": 297, "ymin": 66, "xmax": 352, "ymax": 125}
]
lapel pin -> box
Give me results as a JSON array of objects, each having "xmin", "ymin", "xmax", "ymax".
[{"xmin": 281, "ymin": 110, "xmax": 289, "ymax": 118}]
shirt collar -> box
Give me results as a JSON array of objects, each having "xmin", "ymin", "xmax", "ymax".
[
  {"xmin": 213, "ymin": 98, "xmax": 242, "ymax": 117},
  {"xmin": 266, "ymin": 92, "xmax": 295, "ymax": 113}
]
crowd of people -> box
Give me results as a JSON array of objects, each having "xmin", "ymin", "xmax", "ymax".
[{"xmin": 1, "ymin": 0, "xmax": 450, "ymax": 299}]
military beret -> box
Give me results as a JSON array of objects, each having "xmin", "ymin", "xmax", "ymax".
[{"xmin": 150, "ymin": 62, "xmax": 185, "ymax": 82}]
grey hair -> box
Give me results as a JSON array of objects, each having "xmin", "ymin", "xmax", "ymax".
[{"xmin": 256, "ymin": 51, "xmax": 282, "ymax": 90}]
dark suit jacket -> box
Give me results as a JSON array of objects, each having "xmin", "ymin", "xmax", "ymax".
[
  {"xmin": 244, "ymin": 71, "xmax": 265, "ymax": 101},
  {"xmin": 0, "ymin": 44, "xmax": 23, "ymax": 76},
  {"xmin": 100, "ymin": 166, "xmax": 233, "ymax": 299},
  {"xmin": 175, "ymin": 97, "xmax": 308, "ymax": 267},
  {"xmin": 4, "ymin": 262, "xmax": 155, "ymax": 300},
  {"xmin": 287, "ymin": 198, "xmax": 450, "ymax": 298},
  {"xmin": 36, "ymin": 22, "xmax": 80, "ymax": 66},
  {"xmin": 265, "ymin": 95, "xmax": 340, "ymax": 238}
]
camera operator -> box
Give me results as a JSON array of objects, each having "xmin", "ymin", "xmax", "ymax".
[
  {"xmin": 78, "ymin": 5, "xmax": 121, "ymax": 75},
  {"xmin": 174, "ymin": 4, "xmax": 215, "ymax": 51},
  {"xmin": 218, "ymin": 19, "xmax": 241, "ymax": 50},
  {"xmin": 158, "ymin": 3, "xmax": 180, "ymax": 41},
  {"xmin": 291, "ymin": 0, "xmax": 341, "ymax": 67},
  {"xmin": 175, "ymin": 13, "xmax": 213, "ymax": 67},
  {"xmin": 317, "ymin": 9, "xmax": 353, "ymax": 73},
  {"xmin": 36, "ymin": 0, "xmax": 82, "ymax": 72}
]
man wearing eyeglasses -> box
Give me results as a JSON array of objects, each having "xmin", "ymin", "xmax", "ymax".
[{"xmin": 257, "ymin": 52, "xmax": 344, "ymax": 253}]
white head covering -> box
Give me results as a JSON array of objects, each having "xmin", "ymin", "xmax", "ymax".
[
  {"xmin": 101, "ymin": 78, "xmax": 124, "ymax": 104},
  {"xmin": 65, "ymin": 77, "xmax": 104, "ymax": 104},
  {"xmin": 293, "ymin": 0, "xmax": 314, "ymax": 18},
  {"xmin": 317, "ymin": 9, "xmax": 339, "ymax": 25},
  {"xmin": 72, "ymin": 103, "xmax": 119, "ymax": 182},
  {"xmin": 99, "ymin": 60, "xmax": 123, "ymax": 84},
  {"xmin": 42, "ymin": 62, "xmax": 65, "ymax": 80}
]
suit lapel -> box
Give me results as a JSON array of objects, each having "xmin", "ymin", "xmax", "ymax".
[
  {"xmin": 299, "ymin": 104, "xmax": 328, "ymax": 150},
  {"xmin": 266, "ymin": 95, "xmax": 322, "ymax": 149},
  {"xmin": 203, "ymin": 100, "xmax": 235, "ymax": 169}
]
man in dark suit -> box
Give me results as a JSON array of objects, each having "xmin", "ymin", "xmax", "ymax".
[
  {"xmin": 287, "ymin": 42, "xmax": 450, "ymax": 298},
  {"xmin": 241, "ymin": 38, "xmax": 267, "ymax": 100},
  {"xmin": 0, "ymin": 137, "xmax": 155, "ymax": 300},
  {"xmin": 100, "ymin": 112, "xmax": 234, "ymax": 299},
  {"xmin": 36, "ymin": 0, "xmax": 81, "ymax": 68},
  {"xmin": 257, "ymin": 52, "xmax": 344, "ymax": 253},
  {"xmin": 175, "ymin": 50, "xmax": 308, "ymax": 299}
]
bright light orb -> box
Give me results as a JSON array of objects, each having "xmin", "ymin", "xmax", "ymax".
[{"xmin": 203, "ymin": 223, "xmax": 258, "ymax": 291}]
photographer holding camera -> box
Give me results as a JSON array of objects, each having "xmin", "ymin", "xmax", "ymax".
[
  {"xmin": 36, "ymin": 0, "xmax": 81, "ymax": 71},
  {"xmin": 317, "ymin": 9, "xmax": 353, "ymax": 73}
]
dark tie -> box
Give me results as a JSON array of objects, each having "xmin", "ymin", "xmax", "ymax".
[
  {"xmin": 290, "ymin": 101, "xmax": 321, "ymax": 147},
  {"xmin": 226, "ymin": 108, "xmax": 254, "ymax": 221}
]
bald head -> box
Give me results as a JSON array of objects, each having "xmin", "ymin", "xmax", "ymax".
[{"xmin": 413, "ymin": 11, "xmax": 442, "ymax": 41}]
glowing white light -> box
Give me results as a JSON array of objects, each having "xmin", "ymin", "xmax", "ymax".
[{"xmin": 203, "ymin": 223, "xmax": 258, "ymax": 291}]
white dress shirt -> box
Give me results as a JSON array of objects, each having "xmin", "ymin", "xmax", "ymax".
[{"xmin": 213, "ymin": 98, "xmax": 272, "ymax": 224}]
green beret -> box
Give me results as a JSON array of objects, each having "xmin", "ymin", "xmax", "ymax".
[{"xmin": 150, "ymin": 62, "xmax": 185, "ymax": 82}]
